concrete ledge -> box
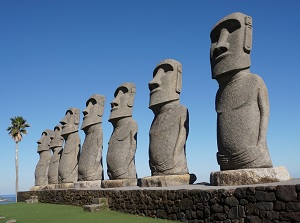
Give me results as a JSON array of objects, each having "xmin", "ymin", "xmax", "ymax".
[
  {"xmin": 140, "ymin": 173, "xmax": 196, "ymax": 187},
  {"xmin": 101, "ymin": 179, "xmax": 137, "ymax": 188},
  {"xmin": 74, "ymin": 180, "xmax": 102, "ymax": 189},
  {"xmin": 210, "ymin": 166, "xmax": 291, "ymax": 186}
]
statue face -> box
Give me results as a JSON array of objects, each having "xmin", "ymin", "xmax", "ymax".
[
  {"xmin": 37, "ymin": 130, "xmax": 52, "ymax": 152},
  {"xmin": 49, "ymin": 125, "xmax": 64, "ymax": 149},
  {"xmin": 149, "ymin": 59, "xmax": 181, "ymax": 109},
  {"xmin": 109, "ymin": 85, "xmax": 133, "ymax": 121},
  {"xmin": 81, "ymin": 95, "xmax": 105, "ymax": 130},
  {"xmin": 60, "ymin": 108, "xmax": 79, "ymax": 136},
  {"xmin": 210, "ymin": 12, "xmax": 252, "ymax": 79}
]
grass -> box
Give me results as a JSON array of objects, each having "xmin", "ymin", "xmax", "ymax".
[{"xmin": 0, "ymin": 202, "xmax": 177, "ymax": 223}]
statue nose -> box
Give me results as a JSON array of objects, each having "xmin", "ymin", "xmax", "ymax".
[
  {"xmin": 213, "ymin": 45, "xmax": 228, "ymax": 58},
  {"xmin": 213, "ymin": 28, "xmax": 229, "ymax": 58}
]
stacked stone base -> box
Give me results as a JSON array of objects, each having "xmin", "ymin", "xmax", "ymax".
[
  {"xmin": 102, "ymin": 179, "xmax": 137, "ymax": 188},
  {"xmin": 210, "ymin": 166, "xmax": 291, "ymax": 186},
  {"xmin": 74, "ymin": 180, "xmax": 102, "ymax": 189},
  {"xmin": 30, "ymin": 183, "xmax": 75, "ymax": 191},
  {"xmin": 18, "ymin": 179, "xmax": 300, "ymax": 222},
  {"xmin": 140, "ymin": 173, "xmax": 197, "ymax": 187}
]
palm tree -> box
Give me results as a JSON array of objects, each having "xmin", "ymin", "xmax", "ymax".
[{"xmin": 7, "ymin": 116, "xmax": 30, "ymax": 201}]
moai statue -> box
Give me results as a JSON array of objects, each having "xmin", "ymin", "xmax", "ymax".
[
  {"xmin": 58, "ymin": 108, "xmax": 81, "ymax": 184},
  {"xmin": 78, "ymin": 94, "xmax": 105, "ymax": 182},
  {"xmin": 209, "ymin": 12, "xmax": 290, "ymax": 185},
  {"xmin": 145, "ymin": 59, "xmax": 192, "ymax": 187},
  {"xmin": 210, "ymin": 12, "xmax": 272, "ymax": 171},
  {"xmin": 48, "ymin": 125, "xmax": 64, "ymax": 184},
  {"xmin": 35, "ymin": 129, "xmax": 53, "ymax": 186},
  {"xmin": 105, "ymin": 83, "xmax": 138, "ymax": 186}
]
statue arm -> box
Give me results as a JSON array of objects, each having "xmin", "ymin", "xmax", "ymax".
[
  {"xmin": 257, "ymin": 80, "xmax": 270, "ymax": 145},
  {"xmin": 125, "ymin": 124, "xmax": 137, "ymax": 167},
  {"xmin": 173, "ymin": 110, "xmax": 188, "ymax": 159}
]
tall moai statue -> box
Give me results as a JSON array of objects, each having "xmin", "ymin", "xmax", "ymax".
[
  {"xmin": 141, "ymin": 59, "xmax": 196, "ymax": 187},
  {"xmin": 76, "ymin": 94, "xmax": 105, "ymax": 188},
  {"xmin": 58, "ymin": 108, "xmax": 81, "ymax": 186},
  {"xmin": 48, "ymin": 124, "xmax": 64, "ymax": 185},
  {"xmin": 209, "ymin": 12, "xmax": 290, "ymax": 185},
  {"xmin": 34, "ymin": 129, "xmax": 53, "ymax": 188},
  {"xmin": 103, "ymin": 83, "xmax": 138, "ymax": 188}
]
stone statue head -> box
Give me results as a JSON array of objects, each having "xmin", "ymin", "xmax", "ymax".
[
  {"xmin": 210, "ymin": 12, "xmax": 252, "ymax": 79},
  {"xmin": 148, "ymin": 59, "xmax": 182, "ymax": 109},
  {"xmin": 37, "ymin": 129, "xmax": 53, "ymax": 153},
  {"xmin": 49, "ymin": 124, "xmax": 64, "ymax": 149},
  {"xmin": 60, "ymin": 107, "xmax": 80, "ymax": 136},
  {"xmin": 109, "ymin": 83, "xmax": 136, "ymax": 121},
  {"xmin": 81, "ymin": 94, "xmax": 105, "ymax": 130}
]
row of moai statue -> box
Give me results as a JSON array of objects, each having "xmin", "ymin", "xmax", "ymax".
[{"xmin": 32, "ymin": 12, "xmax": 290, "ymax": 190}]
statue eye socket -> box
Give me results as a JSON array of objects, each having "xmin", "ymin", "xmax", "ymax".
[
  {"xmin": 114, "ymin": 86, "xmax": 128, "ymax": 97},
  {"xmin": 86, "ymin": 98, "xmax": 97, "ymax": 106},
  {"xmin": 210, "ymin": 19, "xmax": 241, "ymax": 43},
  {"xmin": 153, "ymin": 64, "xmax": 174, "ymax": 77}
]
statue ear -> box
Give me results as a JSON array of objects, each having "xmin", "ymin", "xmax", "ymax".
[
  {"xmin": 176, "ymin": 64, "xmax": 182, "ymax": 93},
  {"xmin": 74, "ymin": 110, "xmax": 80, "ymax": 125},
  {"xmin": 244, "ymin": 16, "xmax": 252, "ymax": 54},
  {"xmin": 97, "ymin": 103, "xmax": 104, "ymax": 117},
  {"xmin": 127, "ymin": 87, "xmax": 136, "ymax": 107}
]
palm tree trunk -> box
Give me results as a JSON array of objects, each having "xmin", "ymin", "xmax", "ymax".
[{"xmin": 15, "ymin": 142, "xmax": 18, "ymax": 202}]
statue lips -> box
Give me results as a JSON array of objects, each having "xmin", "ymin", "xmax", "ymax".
[
  {"xmin": 110, "ymin": 106, "xmax": 118, "ymax": 112},
  {"xmin": 212, "ymin": 51, "xmax": 230, "ymax": 64}
]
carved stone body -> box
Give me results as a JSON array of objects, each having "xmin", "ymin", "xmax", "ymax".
[
  {"xmin": 210, "ymin": 12, "xmax": 272, "ymax": 170},
  {"xmin": 58, "ymin": 108, "xmax": 81, "ymax": 183},
  {"xmin": 216, "ymin": 74, "xmax": 272, "ymax": 170},
  {"xmin": 148, "ymin": 59, "xmax": 189, "ymax": 176},
  {"xmin": 35, "ymin": 130, "xmax": 53, "ymax": 186},
  {"xmin": 107, "ymin": 117, "xmax": 137, "ymax": 179},
  {"xmin": 78, "ymin": 95, "xmax": 105, "ymax": 181},
  {"xmin": 107, "ymin": 83, "xmax": 138, "ymax": 180},
  {"xmin": 149, "ymin": 103, "xmax": 189, "ymax": 175},
  {"xmin": 48, "ymin": 125, "xmax": 63, "ymax": 184}
]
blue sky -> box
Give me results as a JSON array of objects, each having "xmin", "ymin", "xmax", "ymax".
[{"xmin": 1, "ymin": 1, "xmax": 299, "ymax": 195}]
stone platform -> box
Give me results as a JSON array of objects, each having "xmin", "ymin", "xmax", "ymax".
[
  {"xmin": 74, "ymin": 180, "xmax": 102, "ymax": 189},
  {"xmin": 19, "ymin": 179, "xmax": 300, "ymax": 222},
  {"xmin": 140, "ymin": 173, "xmax": 197, "ymax": 187},
  {"xmin": 210, "ymin": 166, "xmax": 291, "ymax": 186},
  {"xmin": 101, "ymin": 179, "xmax": 137, "ymax": 188},
  {"xmin": 30, "ymin": 183, "xmax": 75, "ymax": 191}
]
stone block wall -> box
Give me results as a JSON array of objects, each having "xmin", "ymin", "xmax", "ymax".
[{"xmin": 18, "ymin": 183, "xmax": 300, "ymax": 222}]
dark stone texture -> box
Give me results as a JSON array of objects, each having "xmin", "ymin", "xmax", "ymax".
[
  {"xmin": 19, "ymin": 183, "xmax": 300, "ymax": 223},
  {"xmin": 276, "ymin": 185, "xmax": 297, "ymax": 202},
  {"xmin": 255, "ymin": 191, "xmax": 276, "ymax": 201}
]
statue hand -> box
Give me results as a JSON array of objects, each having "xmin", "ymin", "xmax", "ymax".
[{"xmin": 217, "ymin": 152, "xmax": 229, "ymax": 166}]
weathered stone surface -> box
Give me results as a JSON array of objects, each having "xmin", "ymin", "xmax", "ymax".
[
  {"xmin": 210, "ymin": 166, "xmax": 290, "ymax": 186},
  {"xmin": 83, "ymin": 197, "xmax": 109, "ymax": 212},
  {"xmin": 102, "ymin": 179, "xmax": 137, "ymax": 188},
  {"xmin": 210, "ymin": 12, "xmax": 273, "ymax": 171},
  {"xmin": 18, "ymin": 180, "xmax": 300, "ymax": 222},
  {"xmin": 6, "ymin": 219, "xmax": 16, "ymax": 223},
  {"xmin": 140, "ymin": 174, "xmax": 195, "ymax": 187},
  {"xmin": 276, "ymin": 185, "xmax": 297, "ymax": 202},
  {"xmin": 54, "ymin": 183, "xmax": 75, "ymax": 189},
  {"xmin": 148, "ymin": 59, "xmax": 189, "ymax": 177},
  {"xmin": 58, "ymin": 108, "xmax": 81, "ymax": 183},
  {"xmin": 107, "ymin": 83, "xmax": 137, "ymax": 180},
  {"xmin": 78, "ymin": 94, "xmax": 105, "ymax": 181},
  {"xmin": 48, "ymin": 125, "xmax": 63, "ymax": 184},
  {"xmin": 83, "ymin": 204, "xmax": 102, "ymax": 212},
  {"xmin": 0, "ymin": 217, "xmax": 6, "ymax": 220},
  {"xmin": 74, "ymin": 180, "xmax": 102, "ymax": 189},
  {"xmin": 34, "ymin": 129, "xmax": 53, "ymax": 186}
]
